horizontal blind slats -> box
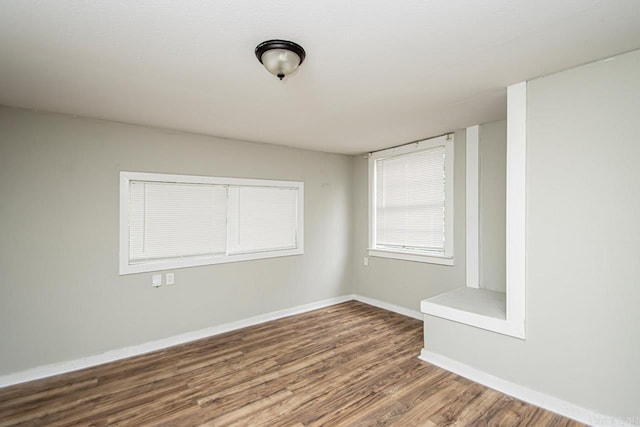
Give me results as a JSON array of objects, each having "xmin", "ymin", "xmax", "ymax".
[
  {"xmin": 129, "ymin": 182, "xmax": 227, "ymax": 262},
  {"xmin": 228, "ymin": 187, "xmax": 298, "ymax": 254},
  {"xmin": 375, "ymin": 145, "xmax": 446, "ymax": 253},
  {"xmin": 127, "ymin": 180, "xmax": 299, "ymax": 266}
]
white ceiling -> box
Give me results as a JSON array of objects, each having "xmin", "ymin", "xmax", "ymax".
[{"xmin": 0, "ymin": 1, "xmax": 639, "ymax": 155}]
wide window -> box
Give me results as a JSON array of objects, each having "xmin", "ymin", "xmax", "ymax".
[
  {"xmin": 368, "ymin": 134, "xmax": 454, "ymax": 265},
  {"xmin": 119, "ymin": 172, "xmax": 303, "ymax": 274}
]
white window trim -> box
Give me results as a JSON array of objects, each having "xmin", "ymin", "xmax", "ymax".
[
  {"xmin": 465, "ymin": 125, "xmax": 480, "ymax": 288},
  {"xmin": 367, "ymin": 134, "xmax": 455, "ymax": 265},
  {"xmin": 119, "ymin": 171, "xmax": 304, "ymax": 275}
]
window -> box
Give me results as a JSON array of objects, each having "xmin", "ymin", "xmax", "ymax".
[
  {"xmin": 368, "ymin": 134, "xmax": 454, "ymax": 265},
  {"xmin": 119, "ymin": 172, "xmax": 303, "ymax": 274}
]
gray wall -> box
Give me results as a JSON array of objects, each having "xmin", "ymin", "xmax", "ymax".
[
  {"xmin": 479, "ymin": 120, "xmax": 506, "ymax": 291},
  {"xmin": 0, "ymin": 108, "xmax": 353, "ymax": 375},
  {"xmin": 351, "ymin": 130, "xmax": 468, "ymax": 311},
  {"xmin": 424, "ymin": 49, "xmax": 640, "ymax": 417}
]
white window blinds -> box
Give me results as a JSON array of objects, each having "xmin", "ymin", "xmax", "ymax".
[
  {"xmin": 227, "ymin": 186, "xmax": 298, "ymax": 254},
  {"xmin": 128, "ymin": 181, "xmax": 228, "ymax": 263},
  {"xmin": 375, "ymin": 145, "xmax": 446, "ymax": 254}
]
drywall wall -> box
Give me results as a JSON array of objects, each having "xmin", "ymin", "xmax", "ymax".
[
  {"xmin": 424, "ymin": 49, "xmax": 640, "ymax": 417},
  {"xmin": 0, "ymin": 107, "xmax": 353, "ymax": 375},
  {"xmin": 351, "ymin": 130, "xmax": 468, "ymax": 311},
  {"xmin": 479, "ymin": 120, "xmax": 506, "ymax": 291}
]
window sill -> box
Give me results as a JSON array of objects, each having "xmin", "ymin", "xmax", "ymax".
[
  {"xmin": 120, "ymin": 247, "xmax": 303, "ymax": 275},
  {"xmin": 368, "ymin": 249, "xmax": 454, "ymax": 266},
  {"xmin": 421, "ymin": 287, "xmax": 524, "ymax": 338}
]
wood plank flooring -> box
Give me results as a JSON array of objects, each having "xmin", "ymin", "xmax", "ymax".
[{"xmin": 0, "ymin": 301, "xmax": 583, "ymax": 426}]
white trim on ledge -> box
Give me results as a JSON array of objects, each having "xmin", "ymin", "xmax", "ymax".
[
  {"xmin": 0, "ymin": 295, "xmax": 352, "ymax": 388},
  {"xmin": 419, "ymin": 349, "xmax": 636, "ymax": 427},
  {"xmin": 421, "ymin": 298, "xmax": 524, "ymax": 338}
]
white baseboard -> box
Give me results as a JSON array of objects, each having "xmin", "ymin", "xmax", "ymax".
[
  {"xmin": 353, "ymin": 294, "xmax": 422, "ymax": 320},
  {"xmin": 419, "ymin": 349, "xmax": 636, "ymax": 427},
  {"xmin": 0, "ymin": 295, "xmax": 353, "ymax": 388}
]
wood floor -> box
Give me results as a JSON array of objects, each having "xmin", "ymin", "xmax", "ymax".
[{"xmin": 0, "ymin": 301, "xmax": 583, "ymax": 426}]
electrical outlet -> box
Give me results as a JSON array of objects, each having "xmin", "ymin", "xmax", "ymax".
[
  {"xmin": 152, "ymin": 274, "xmax": 162, "ymax": 287},
  {"xmin": 363, "ymin": 256, "xmax": 369, "ymax": 266},
  {"xmin": 166, "ymin": 272, "xmax": 175, "ymax": 285}
]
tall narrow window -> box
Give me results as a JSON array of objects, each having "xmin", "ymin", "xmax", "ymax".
[
  {"xmin": 369, "ymin": 134, "xmax": 454, "ymax": 265},
  {"xmin": 120, "ymin": 172, "xmax": 304, "ymax": 274}
]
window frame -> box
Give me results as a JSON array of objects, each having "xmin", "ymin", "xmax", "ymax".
[
  {"xmin": 119, "ymin": 171, "xmax": 304, "ymax": 275},
  {"xmin": 368, "ymin": 134, "xmax": 454, "ymax": 265}
]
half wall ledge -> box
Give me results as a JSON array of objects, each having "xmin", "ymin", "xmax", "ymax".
[{"xmin": 421, "ymin": 287, "xmax": 524, "ymax": 339}]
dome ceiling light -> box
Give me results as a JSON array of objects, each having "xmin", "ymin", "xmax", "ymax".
[{"xmin": 255, "ymin": 40, "xmax": 306, "ymax": 80}]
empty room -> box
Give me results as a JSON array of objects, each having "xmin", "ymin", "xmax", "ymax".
[{"xmin": 1, "ymin": 1, "xmax": 639, "ymax": 426}]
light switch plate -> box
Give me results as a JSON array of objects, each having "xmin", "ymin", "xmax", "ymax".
[
  {"xmin": 166, "ymin": 272, "xmax": 175, "ymax": 285},
  {"xmin": 363, "ymin": 257, "xmax": 369, "ymax": 266},
  {"xmin": 152, "ymin": 274, "xmax": 162, "ymax": 287}
]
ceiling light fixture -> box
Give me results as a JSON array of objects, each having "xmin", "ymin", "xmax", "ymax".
[{"xmin": 255, "ymin": 40, "xmax": 306, "ymax": 80}]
